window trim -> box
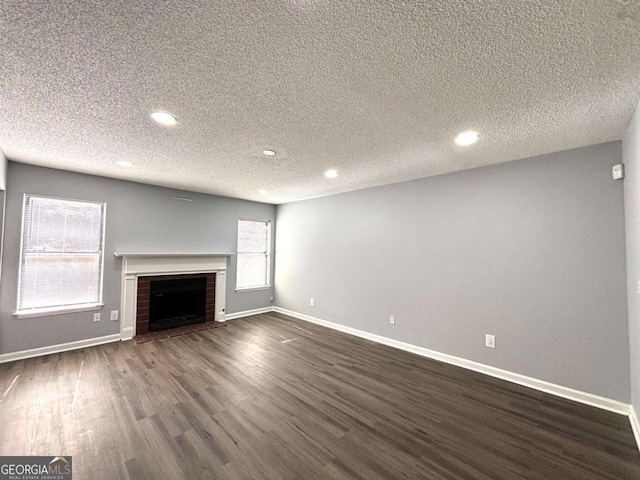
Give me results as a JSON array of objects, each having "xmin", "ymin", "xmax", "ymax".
[
  {"xmin": 235, "ymin": 217, "xmax": 271, "ymax": 291},
  {"xmin": 15, "ymin": 194, "xmax": 107, "ymax": 318},
  {"xmin": 15, "ymin": 303, "xmax": 104, "ymax": 319},
  {"xmin": 235, "ymin": 286, "xmax": 272, "ymax": 294}
]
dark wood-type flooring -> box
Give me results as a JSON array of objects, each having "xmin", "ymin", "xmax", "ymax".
[{"xmin": 1, "ymin": 312, "xmax": 639, "ymax": 479}]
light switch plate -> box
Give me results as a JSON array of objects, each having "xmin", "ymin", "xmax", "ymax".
[{"xmin": 612, "ymin": 163, "xmax": 624, "ymax": 180}]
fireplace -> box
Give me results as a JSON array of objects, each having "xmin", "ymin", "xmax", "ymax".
[
  {"xmin": 136, "ymin": 273, "xmax": 215, "ymax": 335},
  {"xmin": 150, "ymin": 276, "xmax": 207, "ymax": 331},
  {"xmin": 115, "ymin": 253, "xmax": 230, "ymax": 340}
]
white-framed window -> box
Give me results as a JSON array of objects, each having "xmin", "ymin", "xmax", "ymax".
[
  {"xmin": 16, "ymin": 194, "xmax": 106, "ymax": 317},
  {"xmin": 236, "ymin": 218, "xmax": 271, "ymax": 291}
]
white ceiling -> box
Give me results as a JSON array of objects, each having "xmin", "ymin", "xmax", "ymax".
[{"xmin": 1, "ymin": 1, "xmax": 640, "ymax": 204}]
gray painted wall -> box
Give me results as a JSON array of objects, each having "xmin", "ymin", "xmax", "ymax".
[
  {"xmin": 0, "ymin": 149, "xmax": 6, "ymax": 283},
  {"xmin": 0, "ymin": 162, "xmax": 275, "ymax": 354},
  {"xmin": 624, "ymin": 100, "xmax": 640, "ymax": 414},
  {"xmin": 0, "ymin": 191, "xmax": 4, "ymax": 282},
  {"xmin": 0, "ymin": 148, "xmax": 6, "ymax": 190},
  {"xmin": 275, "ymin": 142, "xmax": 630, "ymax": 402}
]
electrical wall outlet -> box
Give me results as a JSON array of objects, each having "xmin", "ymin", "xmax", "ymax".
[
  {"xmin": 485, "ymin": 334, "xmax": 496, "ymax": 349},
  {"xmin": 310, "ymin": 298, "xmax": 315, "ymax": 307},
  {"xmin": 93, "ymin": 312, "xmax": 101, "ymax": 322},
  {"xmin": 612, "ymin": 163, "xmax": 624, "ymax": 180},
  {"xmin": 269, "ymin": 296, "xmax": 274, "ymax": 302},
  {"xmin": 110, "ymin": 310, "xmax": 119, "ymax": 321},
  {"xmin": 389, "ymin": 315, "xmax": 396, "ymax": 325}
]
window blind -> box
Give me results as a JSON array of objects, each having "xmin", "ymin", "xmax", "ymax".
[
  {"xmin": 236, "ymin": 219, "xmax": 270, "ymax": 289},
  {"xmin": 18, "ymin": 195, "xmax": 106, "ymax": 312}
]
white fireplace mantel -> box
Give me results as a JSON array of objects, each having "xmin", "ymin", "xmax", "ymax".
[{"xmin": 115, "ymin": 253, "xmax": 232, "ymax": 340}]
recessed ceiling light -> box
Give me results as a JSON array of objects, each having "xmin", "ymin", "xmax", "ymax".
[
  {"xmin": 455, "ymin": 130, "xmax": 479, "ymax": 146},
  {"xmin": 258, "ymin": 189, "xmax": 268, "ymax": 195},
  {"xmin": 151, "ymin": 111, "xmax": 177, "ymax": 127},
  {"xmin": 324, "ymin": 169, "xmax": 339, "ymax": 179},
  {"xmin": 262, "ymin": 149, "xmax": 277, "ymax": 156},
  {"xmin": 117, "ymin": 160, "xmax": 134, "ymax": 167}
]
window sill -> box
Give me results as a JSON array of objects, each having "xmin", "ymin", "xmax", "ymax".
[
  {"xmin": 15, "ymin": 303, "xmax": 104, "ymax": 319},
  {"xmin": 235, "ymin": 286, "xmax": 272, "ymax": 293}
]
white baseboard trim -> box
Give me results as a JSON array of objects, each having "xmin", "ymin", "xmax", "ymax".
[
  {"xmin": 0, "ymin": 334, "xmax": 121, "ymax": 364},
  {"xmin": 273, "ymin": 307, "xmax": 632, "ymax": 417},
  {"xmin": 630, "ymin": 406, "xmax": 640, "ymax": 453},
  {"xmin": 225, "ymin": 306, "xmax": 275, "ymax": 321}
]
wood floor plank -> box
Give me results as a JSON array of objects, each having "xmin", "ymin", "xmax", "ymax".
[{"xmin": 0, "ymin": 312, "xmax": 639, "ymax": 479}]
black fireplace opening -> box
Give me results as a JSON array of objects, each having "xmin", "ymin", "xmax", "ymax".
[{"xmin": 149, "ymin": 277, "xmax": 207, "ymax": 332}]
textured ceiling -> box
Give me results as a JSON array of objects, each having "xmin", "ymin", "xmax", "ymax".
[{"xmin": 1, "ymin": 1, "xmax": 640, "ymax": 204}]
